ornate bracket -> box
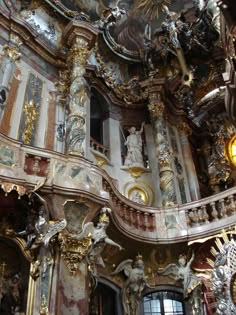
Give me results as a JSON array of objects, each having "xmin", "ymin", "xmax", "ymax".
[{"xmin": 59, "ymin": 233, "xmax": 92, "ymax": 276}]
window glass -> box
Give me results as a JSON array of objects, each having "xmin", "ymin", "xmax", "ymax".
[{"xmin": 143, "ymin": 291, "xmax": 184, "ymax": 315}]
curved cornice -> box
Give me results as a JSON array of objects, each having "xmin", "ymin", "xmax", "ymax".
[{"xmin": 0, "ymin": 6, "xmax": 66, "ymax": 67}]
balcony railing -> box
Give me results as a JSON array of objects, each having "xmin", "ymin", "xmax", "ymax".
[
  {"xmin": 90, "ymin": 137, "xmax": 109, "ymax": 158},
  {"xmin": 0, "ymin": 132, "xmax": 235, "ymax": 243}
]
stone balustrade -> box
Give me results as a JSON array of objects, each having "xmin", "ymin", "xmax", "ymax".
[
  {"xmin": 90, "ymin": 137, "xmax": 109, "ymax": 158},
  {"xmin": 0, "ymin": 132, "xmax": 236, "ymax": 243}
]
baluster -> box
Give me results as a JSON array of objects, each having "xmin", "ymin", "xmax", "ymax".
[
  {"xmin": 136, "ymin": 211, "xmax": 141, "ymax": 229},
  {"xmin": 129, "ymin": 208, "xmax": 134, "ymax": 226},
  {"xmin": 191, "ymin": 207, "xmax": 200, "ymax": 225},
  {"xmin": 120, "ymin": 204, "xmax": 126, "ymax": 221},
  {"xmin": 201, "ymin": 205, "xmax": 209, "ymax": 223},
  {"xmin": 116, "ymin": 200, "xmax": 122, "ymax": 217},
  {"xmin": 219, "ymin": 198, "xmax": 227, "ymax": 218},
  {"xmin": 198, "ymin": 207, "xmax": 203, "ymax": 223},
  {"xmin": 185, "ymin": 211, "xmax": 191, "ymax": 227},
  {"xmin": 144, "ymin": 212, "xmax": 149, "ymax": 231},
  {"xmin": 150, "ymin": 213, "xmax": 156, "ymax": 231},
  {"xmin": 123, "ymin": 205, "xmax": 129, "ymax": 223},
  {"xmin": 228, "ymin": 195, "xmax": 236, "ymax": 214},
  {"xmin": 210, "ymin": 201, "xmax": 218, "ymax": 221}
]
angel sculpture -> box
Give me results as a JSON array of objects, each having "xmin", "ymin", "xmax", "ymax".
[
  {"xmin": 158, "ymin": 252, "xmax": 203, "ymax": 315},
  {"xmin": 72, "ymin": 207, "xmax": 122, "ymax": 278},
  {"xmin": 18, "ymin": 192, "xmax": 66, "ymax": 250},
  {"xmin": 111, "ymin": 255, "xmax": 149, "ymax": 315}
]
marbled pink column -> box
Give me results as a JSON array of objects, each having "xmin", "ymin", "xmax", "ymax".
[
  {"xmin": 180, "ymin": 132, "xmax": 201, "ymax": 201},
  {"xmin": 57, "ymin": 259, "xmax": 88, "ymax": 315}
]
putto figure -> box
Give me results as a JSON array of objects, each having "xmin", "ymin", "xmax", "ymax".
[{"xmin": 124, "ymin": 122, "xmax": 145, "ymax": 167}]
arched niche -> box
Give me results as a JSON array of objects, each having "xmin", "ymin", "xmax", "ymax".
[
  {"xmin": 90, "ymin": 88, "xmax": 109, "ymax": 145},
  {"xmin": 89, "ymin": 278, "xmax": 122, "ymax": 315},
  {"xmin": 0, "ymin": 236, "xmax": 31, "ymax": 315}
]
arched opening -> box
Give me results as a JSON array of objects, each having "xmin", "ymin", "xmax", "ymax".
[
  {"xmin": 90, "ymin": 89, "xmax": 109, "ymax": 146},
  {"xmin": 89, "ymin": 279, "xmax": 122, "ymax": 315},
  {"xmin": 143, "ymin": 290, "xmax": 185, "ymax": 315},
  {"xmin": 0, "ymin": 237, "xmax": 30, "ymax": 314}
]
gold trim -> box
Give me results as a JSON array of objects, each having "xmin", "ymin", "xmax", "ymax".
[
  {"xmin": 121, "ymin": 166, "xmax": 150, "ymax": 179},
  {"xmin": 26, "ymin": 263, "xmax": 37, "ymax": 315}
]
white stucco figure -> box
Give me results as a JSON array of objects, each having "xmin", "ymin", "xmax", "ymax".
[{"xmin": 124, "ymin": 122, "xmax": 145, "ymax": 167}]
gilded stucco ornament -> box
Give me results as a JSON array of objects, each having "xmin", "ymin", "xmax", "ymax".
[
  {"xmin": 22, "ymin": 100, "xmax": 38, "ymax": 145},
  {"xmin": 95, "ymin": 45, "xmax": 145, "ymax": 104},
  {"xmin": 177, "ymin": 122, "xmax": 192, "ymax": 136},
  {"xmin": 2, "ymin": 33, "xmax": 22, "ymax": 62},
  {"xmin": 60, "ymin": 207, "xmax": 122, "ymax": 281},
  {"xmin": 59, "ymin": 233, "xmax": 92, "ymax": 276}
]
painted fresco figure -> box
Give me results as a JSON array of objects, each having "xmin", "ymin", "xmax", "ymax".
[{"xmin": 0, "ymin": 274, "xmax": 25, "ymax": 315}]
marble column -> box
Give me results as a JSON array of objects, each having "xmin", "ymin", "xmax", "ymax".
[
  {"xmin": 57, "ymin": 259, "xmax": 88, "ymax": 315},
  {"xmin": 178, "ymin": 122, "xmax": 201, "ymax": 201},
  {"xmin": 63, "ymin": 21, "xmax": 98, "ymax": 158},
  {"xmin": 148, "ymin": 92, "xmax": 177, "ymax": 207}
]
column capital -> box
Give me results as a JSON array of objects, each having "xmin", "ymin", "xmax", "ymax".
[
  {"xmin": 63, "ymin": 20, "xmax": 98, "ymax": 49},
  {"xmin": 177, "ymin": 121, "xmax": 192, "ymax": 136},
  {"xmin": 148, "ymin": 92, "xmax": 165, "ymax": 120}
]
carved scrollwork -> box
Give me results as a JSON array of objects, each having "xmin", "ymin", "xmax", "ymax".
[{"xmin": 59, "ymin": 233, "xmax": 92, "ymax": 276}]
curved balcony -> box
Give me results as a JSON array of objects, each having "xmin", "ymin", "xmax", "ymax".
[{"xmin": 0, "ymin": 132, "xmax": 235, "ymax": 244}]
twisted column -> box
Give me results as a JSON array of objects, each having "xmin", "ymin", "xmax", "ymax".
[
  {"xmin": 63, "ymin": 22, "xmax": 97, "ymax": 157},
  {"xmin": 148, "ymin": 92, "xmax": 176, "ymax": 207}
]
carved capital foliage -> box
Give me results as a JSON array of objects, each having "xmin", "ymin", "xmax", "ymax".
[
  {"xmin": 68, "ymin": 40, "xmax": 90, "ymax": 66},
  {"xmin": 2, "ymin": 33, "xmax": 22, "ymax": 62},
  {"xmin": 177, "ymin": 122, "xmax": 192, "ymax": 136},
  {"xmin": 148, "ymin": 93, "xmax": 165, "ymax": 121},
  {"xmin": 59, "ymin": 233, "xmax": 92, "ymax": 276}
]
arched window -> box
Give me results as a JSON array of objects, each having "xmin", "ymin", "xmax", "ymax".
[{"xmin": 143, "ymin": 291, "xmax": 185, "ymax": 315}]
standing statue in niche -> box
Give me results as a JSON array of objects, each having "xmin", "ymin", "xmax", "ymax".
[
  {"xmin": 124, "ymin": 122, "xmax": 145, "ymax": 167},
  {"xmin": 158, "ymin": 252, "xmax": 203, "ymax": 315}
]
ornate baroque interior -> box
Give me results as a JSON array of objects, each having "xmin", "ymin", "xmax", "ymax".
[{"xmin": 0, "ymin": 0, "xmax": 236, "ymax": 314}]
